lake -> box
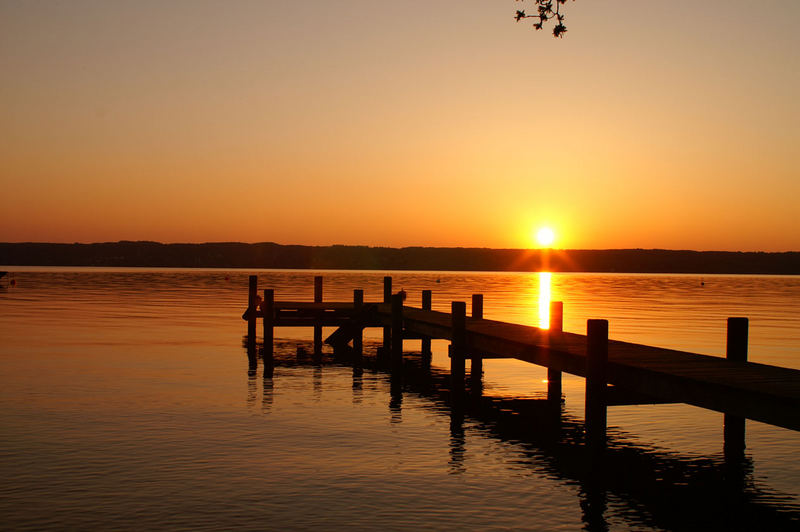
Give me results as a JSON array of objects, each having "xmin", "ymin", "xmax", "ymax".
[{"xmin": 1, "ymin": 268, "xmax": 798, "ymax": 530}]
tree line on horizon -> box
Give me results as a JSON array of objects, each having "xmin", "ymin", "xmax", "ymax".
[{"xmin": 1, "ymin": 241, "xmax": 798, "ymax": 274}]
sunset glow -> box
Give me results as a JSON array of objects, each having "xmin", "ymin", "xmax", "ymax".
[
  {"xmin": 0, "ymin": 2, "xmax": 798, "ymax": 251},
  {"xmin": 536, "ymin": 227, "xmax": 556, "ymax": 248}
]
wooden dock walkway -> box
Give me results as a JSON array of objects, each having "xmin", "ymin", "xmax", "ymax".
[
  {"xmin": 244, "ymin": 275, "xmax": 800, "ymax": 448},
  {"xmin": 399, "ymin": 305, "xmax": 800, "ymax": 432}
]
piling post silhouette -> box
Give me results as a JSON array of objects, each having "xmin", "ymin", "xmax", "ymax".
[
  {"xmin": 382, "ymin": 276, "xmax": 392, "ymax": 358},
  {"xmin": 352, "ymin": 368, "xmax": 363, "ymax": 403},
  {"xmin": 470, "ymin": 294, "xmax": 484, "ymax": 389},
  {"xmin": 246, "ymin": 276, "xmax": 258, "ymax": 376},
  {"xmin": 586, "ymin": 319, "xmax": 608, "ymax": 448},
  {"xmin": 313, "ymin": 276, "xmax": 323, "ymax": 357},
  {"xmin": 262, "ymin": 289, "xmax": 274, "ymax": 364},
  {"xmin": 389, "ymin": 372, "xmax": 403, "ymax": 424},
  {"xmin": 421, "ymin": 290, "xmax": 432, "ymax": 362},
  {"xmin": 451, "ymin": 301, "xmax": 466, "ymax": 397},
  {"xmin": 262, "ymin": 372, "xmax": 273, "ymax": 408},
  {"xmin": 247, "ymin": 350, "xmax": 258, "ymax": 379},
  {"xmin": 391, "ymin": 292, "xmax": 404, "ymax": 370},
  {"xmin": 548, "ymin": 301, "xmax": 564, "ymax": 404},
  {"xmin": 353, "ymin": 289, "xmax": 364, "ymax": 364},
  {"xmin": 724, "ymin": 317, "xmax": 748, "ymax": 461},
  {"xmin": 247, "ymin": 275, "xmax": 257, "ymax": 346}
]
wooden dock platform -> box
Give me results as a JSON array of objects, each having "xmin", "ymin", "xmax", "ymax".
[{"xmin": 244, "ymin": 275, "xmax": 800, "ymax": 446}]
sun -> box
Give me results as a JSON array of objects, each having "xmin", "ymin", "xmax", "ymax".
[{"xmin": 535, "ymin": 226, "xmax": 556, "ymax": 248}]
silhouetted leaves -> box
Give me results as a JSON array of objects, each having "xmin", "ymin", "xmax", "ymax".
[{"xmin": 515, "ymin": 0, "xmax": 573, "ymax": 38}]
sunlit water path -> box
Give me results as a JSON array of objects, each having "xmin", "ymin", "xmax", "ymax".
[{"xmin": 1, "ymin": 268, "xmax": 798, "ymax": 530}]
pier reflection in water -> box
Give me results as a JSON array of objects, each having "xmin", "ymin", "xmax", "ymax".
[{"xmin": 244, "ymin": 337, "xmax": 799, "ymax": 531}]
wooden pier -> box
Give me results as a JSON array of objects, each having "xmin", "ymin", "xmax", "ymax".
[{"xmin": 243, "ymin": 275, "xmax": 800, "ymax": 452}]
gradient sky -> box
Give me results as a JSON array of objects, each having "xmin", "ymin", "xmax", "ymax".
[{"xmin": 2, "ymin": 1, "xmax": 798, "ymax": 251}]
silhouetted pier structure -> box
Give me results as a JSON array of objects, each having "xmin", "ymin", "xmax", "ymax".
[{"xmin": 243, "ymin": 275, "xmax": 800, "ymax": 454}]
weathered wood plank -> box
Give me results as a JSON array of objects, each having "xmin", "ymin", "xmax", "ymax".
[{"xmin": 605, "ymin": 385, "xmax": 677, "ymax": 406}]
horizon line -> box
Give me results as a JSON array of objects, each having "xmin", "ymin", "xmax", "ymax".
[{"xmin": 1, "ymin": 241, "xmax": 798, "ymax": 254}]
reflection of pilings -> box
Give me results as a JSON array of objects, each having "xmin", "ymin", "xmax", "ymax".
[
  {"xmin": 724, "ymin": 317, "xmax": 748, "ymax": 463},
  {"xmin": 313, "ymin": 276, "xmax": 323, "ymax": 356},
  {"xmin": 586, "ymin": 319, "xmax": 608, "ymax": 449},
  {"xmin": 470, "ymin": 294, "xmax": 483, "ymax": 391},
  {"xmin": 449, "ymin": 406, "xmax": 466, "ymax": 474},
  {"xmin": 262, "ymin": 375, "xmax": 274, "ymax": 412},
  {"xmin": 547, "ymin": 301, "xmax": 564, "ymax": 405},
  {"xmin": 390, "ymin": 372, "xmax": 402, "ymax": 424},
  {"xmin": 247, "ymin": 349, "xmax": 257, "ymax": 407},
  {"xmin": 392, "ymin": 363, "xmax": 785, "ymax": 531},
  {"xmin": 247, "ymin": 341, "xmax": 258, "ymax": 377},
  {"xmin": 579, "ymin": 479, "xmax": 608, "ymax": 532},
  {"xmin": 312, "ymin": 365, "xmax": 322, "ymax": 402},
  {"xmin": 352, "ymin": 367, "xmax": 363, "ymax": 405},
  {"xmin": 421, "ymin": 290, "xmax": 432, "ymax": 362}
]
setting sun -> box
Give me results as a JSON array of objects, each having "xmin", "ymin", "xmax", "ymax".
[{"xmin": 536, "ymin": 227, "xmax": 556, "ymax": 248}]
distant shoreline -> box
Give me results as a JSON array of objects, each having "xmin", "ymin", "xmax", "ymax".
[{"xmin": 1, "ymin": 242, "xmax": 798, "ymax": 275}]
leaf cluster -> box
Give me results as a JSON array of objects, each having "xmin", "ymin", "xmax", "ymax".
[{"xmin": 514, "ymin": 0, "xmax": 572, "ymax": 38}]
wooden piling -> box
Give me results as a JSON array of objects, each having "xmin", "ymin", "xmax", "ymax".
[
  {"xmin": 726, "ymin": 317, "xmax": 748, "ymax": 363},
  {"xmin": 586, "ymin": 319, "xmax": 608, "ymax": 446},
  {"xmin": 391, "ymin": 292, "xmax": 404, "ymax": 368},
  {"xmin": 451, "ymin": 301, "xmax": 466, "ymax": 394},
  {"xmin": 421, "ymin": 290, "xmax": 432, "ymax": 359},
  {"xmin": 382, "ymin": 276, "xmax": 392, "ymax": 355},
  {"xmin": 247, "ymin": 275, "xmax": 257, "ymax": 343},
  {"xmin": 470, "ymin": 294, "xmax": 484, "ymax": 384},
  {"xmin": 246, "ymin": 274, "xmax": 258, "ymax": 372},
  {"xmin": 313, "ymin": 276, "xmax": 323, "ymax": 356},
  {"xmin": 262, "ymin": 289, "xmax": 274, "ymax": 362},
  {"xmin": 547, "ymin": 301, "xmax": 564, "ymax": 403},
  {"xmin": 724, "ymin": 317, "xmax": 748, "ymax": 460},
  {"xmin": 353, "ymin": 289, "xmax": 364, "ymax": 362}
]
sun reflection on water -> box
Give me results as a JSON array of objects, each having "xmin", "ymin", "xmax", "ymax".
[{"xmin": 538, "ymin": 271, "xmax": 551, "ymax": 329}]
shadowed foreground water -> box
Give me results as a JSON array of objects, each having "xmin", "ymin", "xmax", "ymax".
[{"xmin": 1, "ymin": 269, "xmax": 798, "ymax": 530}]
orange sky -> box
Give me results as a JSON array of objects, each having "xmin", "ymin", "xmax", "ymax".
[{"xmin": 1, "ymin": 1, "xmax": 798, "ymax": 251}]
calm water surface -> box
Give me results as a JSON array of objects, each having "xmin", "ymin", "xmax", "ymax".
[{"xmin": 1, "ymin": 268, "xmax": 798, "ymax": 530}]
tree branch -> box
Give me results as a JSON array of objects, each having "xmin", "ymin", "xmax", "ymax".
[{"xmin": 515, "ymin": 0, "xmax": 573, "ymax": 38}]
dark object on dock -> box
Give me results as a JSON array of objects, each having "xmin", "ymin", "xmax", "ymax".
[{"xmin": 0, "ymin": 271, "xmax": 7, "ymax": 279}]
